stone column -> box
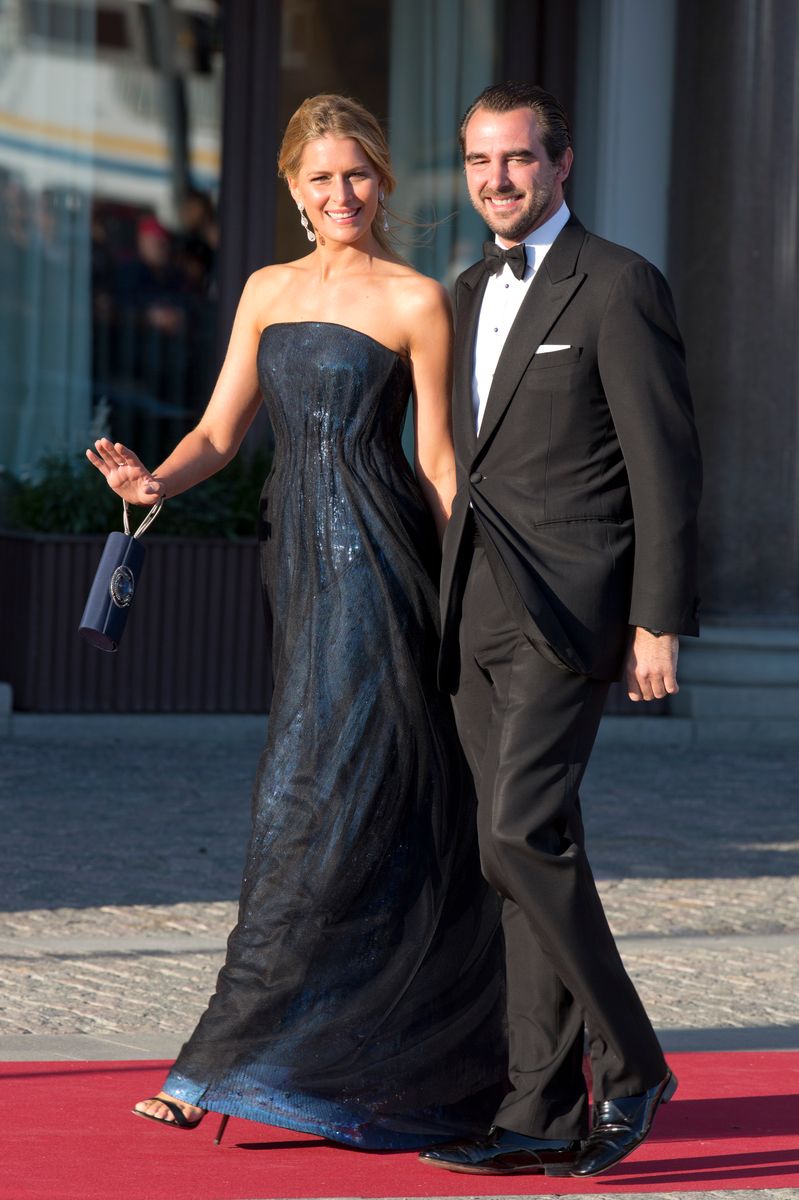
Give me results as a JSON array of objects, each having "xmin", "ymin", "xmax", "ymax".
[
  {"xmin": 573, "ymin": 0, "xmax": 677, "ymax": 272},
  {"xmin": 215, "ymin": 0, "xmax": 281, "ymax": 366},
  {"xmin": 668, "ymin": 0, "xmax": 799, "ymax": 726}
]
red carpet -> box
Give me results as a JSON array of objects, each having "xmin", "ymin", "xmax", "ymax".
[{"xmin": 3, "ymin": 1052, "xmax": 798, "ymax": 1199}]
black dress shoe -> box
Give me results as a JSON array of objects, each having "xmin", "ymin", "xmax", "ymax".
[
  {"xmin": 418, "ymin": 1126, "xmax": 581, "ymax": 1175},
  {"xmin": 570, "ymin": 1071, "xmax": 678, "ymax": 1176}
]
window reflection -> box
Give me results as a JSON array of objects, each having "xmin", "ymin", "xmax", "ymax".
[
  {"xmin": 273, "ymin": 0, "xmax": 499, "ymax": 281},
  {"xmin": 0, "ymin": 0, "xmax": 503, "ymax": 480},
  {"xmin": 0, "ymin": 0, "xmax": 223, "ymax": 475},
  {"xmin": 275, "ymin": 0, "xmax": 390, "ymax": 264}
]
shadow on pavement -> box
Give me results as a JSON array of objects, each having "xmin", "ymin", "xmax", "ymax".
[{"xmin": 1, "ymin": 719, "xmax": 798, "ymax": 911}]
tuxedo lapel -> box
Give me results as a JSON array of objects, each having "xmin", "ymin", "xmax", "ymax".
[
  {"xmin": 475, "ymin": 217, "xmax": 588, "ymax": 457},
  {"xmin": 452, "ymin": 262, "xmax": 487, "ymax": 458}
]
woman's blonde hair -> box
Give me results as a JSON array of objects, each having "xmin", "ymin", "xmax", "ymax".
[{"xmin": 278, "ymin": 94, "xmax": 396, "ymax": 254}]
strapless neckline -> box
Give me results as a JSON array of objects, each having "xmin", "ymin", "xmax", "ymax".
[{"xmin": 260, "ymin": 321, "xmax": 405, "ymax": 363}]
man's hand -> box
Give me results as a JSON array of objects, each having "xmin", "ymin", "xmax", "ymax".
[{"xmin": 624, "ymin": 628, "xmax": 679, "ymax": 702}]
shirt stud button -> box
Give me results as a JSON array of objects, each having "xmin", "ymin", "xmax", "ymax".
[{"xmin": 469, "ymin": 471, "xmax": 483, "ymax": 484}]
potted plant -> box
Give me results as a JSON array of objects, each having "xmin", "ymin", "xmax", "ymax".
[{"xmin": 0, "ymin": 449, "xmax": 272, "ymax": 713}]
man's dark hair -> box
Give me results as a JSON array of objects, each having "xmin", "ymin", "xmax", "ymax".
[{"xmin": 459, "ymin": 81, "xmax": 572, "ymax": 163}]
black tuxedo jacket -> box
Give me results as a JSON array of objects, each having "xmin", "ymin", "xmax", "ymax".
[{"xmin": 439, "ymin": 215, "xmax": 702, "ymax": 689}]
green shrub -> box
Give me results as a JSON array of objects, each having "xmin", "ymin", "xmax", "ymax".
[{"xmin": 0, "ymin": 449, "xmax": 272, "ymax": 539}]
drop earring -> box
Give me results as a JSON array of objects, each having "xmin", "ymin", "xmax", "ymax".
[
  {"xmin": 379, "ymin": 190, "xmax": 389, "ymax": 233},
  {"xmin": 297, "ymin": 201, "xmax": 316, "ymax": 243}
]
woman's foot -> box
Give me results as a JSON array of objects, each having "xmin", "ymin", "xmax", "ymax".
[{"xmin": 133, "ymin": 1091, "xmax": 206, "ymax": 1128}]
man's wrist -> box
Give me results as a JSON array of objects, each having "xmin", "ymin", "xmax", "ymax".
[{"xmin": 637, "ymin": 626, "xmax": 678, "ymax": 640}]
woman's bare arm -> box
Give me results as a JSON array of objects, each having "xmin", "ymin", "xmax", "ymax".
[
  {"xmin": 406, "ymin": 282, "xmax": 456, "ymax": 543},
  {"xmin": 87, "ymin": 272, "xmax": 267, "ymax": 504}
]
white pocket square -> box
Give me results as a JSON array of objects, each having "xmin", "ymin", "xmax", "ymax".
[{"xmin": 535, "ymin": 344, "xmax": 571, "ymax": 353}]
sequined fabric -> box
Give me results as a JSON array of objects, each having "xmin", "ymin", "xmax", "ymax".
[{"xmin": 164, "ymin": 322, "xmax": 506, "ymax": 1149}]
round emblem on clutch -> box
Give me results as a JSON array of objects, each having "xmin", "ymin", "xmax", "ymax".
[{"xmin": 109, "ymin": 565, "xmax": 135, "ymax": 608}]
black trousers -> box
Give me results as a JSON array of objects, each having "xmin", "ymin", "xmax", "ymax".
[{"xmin": 452, "ymin": 544, "xmax": 666, "ymax": 1140}]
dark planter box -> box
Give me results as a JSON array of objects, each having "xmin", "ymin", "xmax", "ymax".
[
  {"xmin": 0, "ymin": 532, "xmax": 661, "ymax": 717},
  {"xmin": 0, "ymin": 532, "xmax": 270, "ymax": 712}
]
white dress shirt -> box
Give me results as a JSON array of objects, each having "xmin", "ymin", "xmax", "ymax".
[{"xmin": 472, "ymin": 202, "xmax": 571, "ymax": 433}]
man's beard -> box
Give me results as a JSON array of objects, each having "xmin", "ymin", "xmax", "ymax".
[{"xmin": 478, "ymin": 179, "xmax": 556, "ymax": 242}]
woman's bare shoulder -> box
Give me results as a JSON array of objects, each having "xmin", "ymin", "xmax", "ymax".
[
  {"xmin": 245, "ymin": 259, "xmax": 314, "ymax": 326},
  {"xmin": 246, "ymin": 259, "xmax": 311, "ymax": 293},
  {"xmin": 387, "ymin": 265, "xmax": 452, "ymax": 330}
]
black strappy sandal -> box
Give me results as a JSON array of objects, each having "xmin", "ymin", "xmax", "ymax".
[{"xmin": 133, "ymin": 1097, "xmax": 229, "ymax": 1144}]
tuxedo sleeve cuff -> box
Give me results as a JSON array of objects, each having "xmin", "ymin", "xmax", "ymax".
[{"xmin": 628, "ymin": 597, "xmax": 701, "ymax": 638}]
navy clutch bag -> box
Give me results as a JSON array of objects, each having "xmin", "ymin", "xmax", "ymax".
[{"xmin": 78, "ymin": 498, "xmax": 164, "ymax": 652}]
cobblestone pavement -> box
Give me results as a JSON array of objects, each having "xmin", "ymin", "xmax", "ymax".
[
  {"xmin": 2, "ymin": 717, "xmax": 798, "ymax": 1200},
  {"xmin": 1, "ymin": 716, "xmax": 798, "ymax": 1043}
]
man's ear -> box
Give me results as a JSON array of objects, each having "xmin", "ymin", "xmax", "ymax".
[{"xmin": 556, "ymin": 147, "xmax": 574, "ymax": 184}]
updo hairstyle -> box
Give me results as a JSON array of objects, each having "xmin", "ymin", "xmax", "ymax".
[{"xmin": 278, "ymin": 94, "xmax": 396, "ymax": 252}]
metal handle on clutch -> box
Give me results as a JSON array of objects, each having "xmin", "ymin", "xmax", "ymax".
[{"xmin": 123, "ymin": 495, "xmax": 164, "ymax": 538}]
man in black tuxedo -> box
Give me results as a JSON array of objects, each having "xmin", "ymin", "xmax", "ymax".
[{"xmin": 420, "ymin": 83, "xmax": 702, "ymax": 1178}]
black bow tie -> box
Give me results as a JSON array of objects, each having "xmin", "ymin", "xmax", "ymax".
[{"xmin": 483, "ymin": 240, "xmax": 527, "ymax": 280}]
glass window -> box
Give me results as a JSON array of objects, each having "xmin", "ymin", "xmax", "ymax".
[
  {"xmin": 269, "ymin": 0, "xmax": 501, "ymax": 460},
  {"xmin": 0, "ymin": 1, "xmax": 505, "ymax": 482},
  {"xmin": 274, "ymin": 0, "xmax": 501, "ymax": 282},
  {"xmin": 23, "ymin": 1, "xmax": 95, "ymax": 48},
  {"xmin": 274, "ymin": 0, "xmax": 392, "ymax": 265},
  {"xmin": 0, "ymin": 0, "xmax": 223, "ymax": 477}
]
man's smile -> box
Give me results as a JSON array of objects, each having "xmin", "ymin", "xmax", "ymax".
[{"xmin": 482, "ymin": 193, "xmax": 524, "ymax": 211}]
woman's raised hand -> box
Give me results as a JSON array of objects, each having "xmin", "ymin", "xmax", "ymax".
[{"xmin": 86, "ymin": 438, "xmax": 164, "ymax": 506}]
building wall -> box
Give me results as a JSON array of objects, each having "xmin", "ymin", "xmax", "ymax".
[
  {"xmin": 5, "ymin": 1, "xmax": 796, "ymax": 713},
  {"xmin": 669, "ymin": 0, "xmax": 799, "ymax": 624}
]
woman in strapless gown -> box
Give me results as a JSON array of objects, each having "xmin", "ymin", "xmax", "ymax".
[{"xmin": 86, "ymin": 94, "xmax": 506, "ymax": 1150}]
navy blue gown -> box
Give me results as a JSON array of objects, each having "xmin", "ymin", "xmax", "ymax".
[{"xmin": 164, "ymin": 322, "xmax": 506, "ymax": 1148}]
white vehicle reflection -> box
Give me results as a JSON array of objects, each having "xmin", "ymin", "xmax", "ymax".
[{"xmin": 0, "ymin": 0, "xmax": 222, "ymax": 223}]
